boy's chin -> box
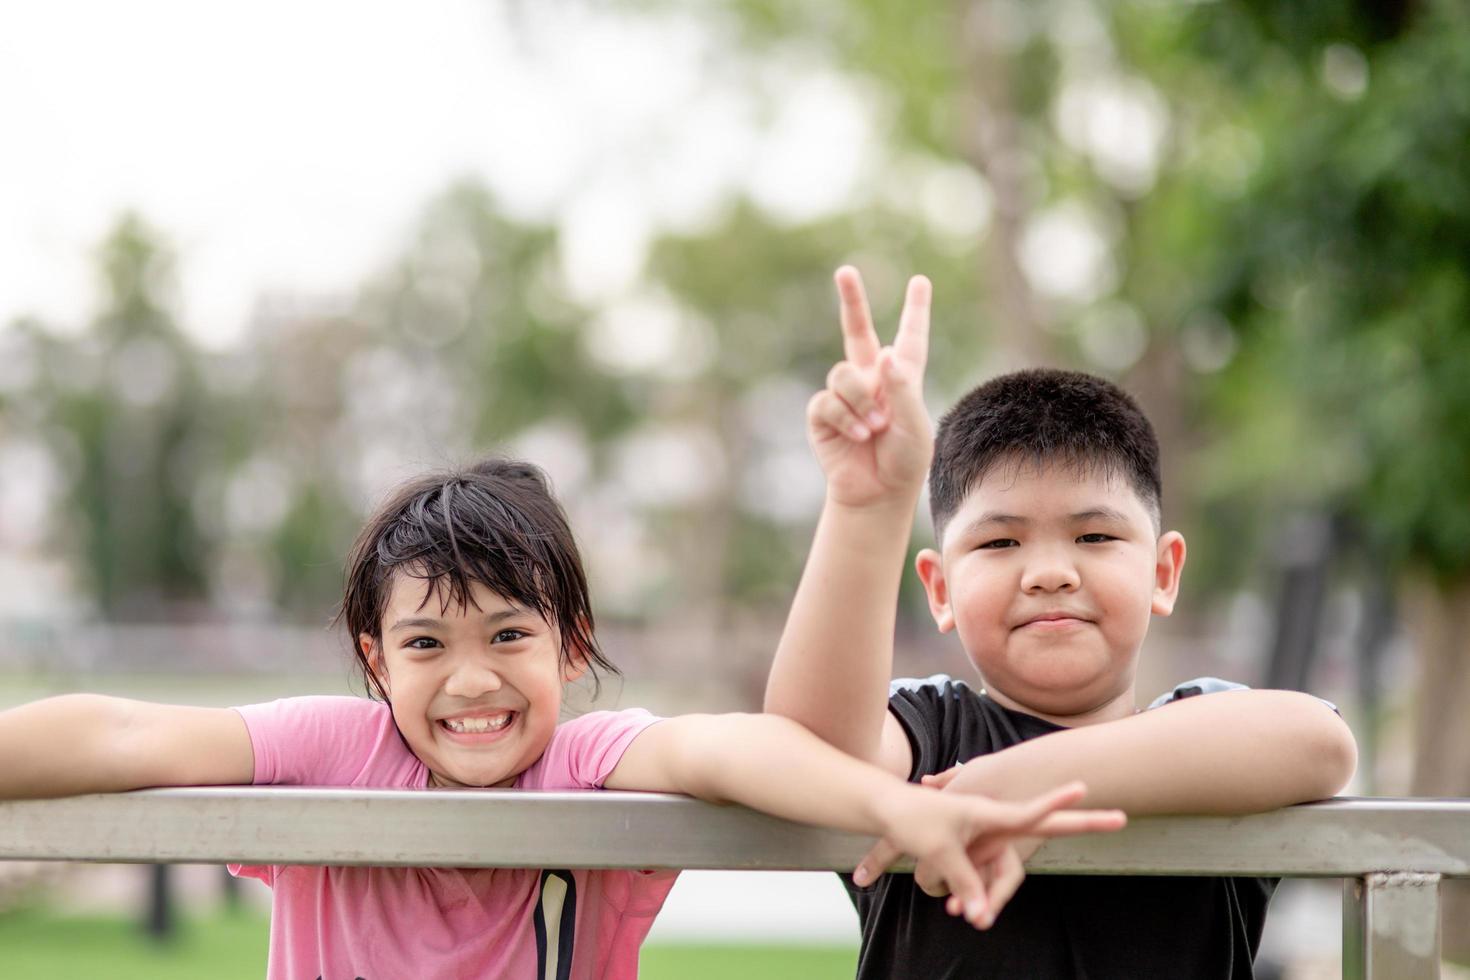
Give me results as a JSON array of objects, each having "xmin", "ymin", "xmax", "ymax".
[{"xmin": 981, "ymin": 667, "xmax": 1136, "ymax": 720}]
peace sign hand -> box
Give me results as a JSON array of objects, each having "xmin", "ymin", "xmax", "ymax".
[{"xmin": 807, "ymin": 266, "xmax": 935, "ymax": 509}]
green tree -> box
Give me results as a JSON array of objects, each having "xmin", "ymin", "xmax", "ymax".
[{"xmin": 29, "ymin": 216, "xmax": 215, "ymax": 619}]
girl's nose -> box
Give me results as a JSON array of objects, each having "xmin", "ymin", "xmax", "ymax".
[{"xmin": 444, "ymin": 660, "xmax": 503, "ymax": 699}]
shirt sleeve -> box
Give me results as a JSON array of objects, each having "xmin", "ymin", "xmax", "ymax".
[
  {"xmin": 1148, "ymin": 676, "xmax": 1340, "ymax": 714},
  {"xmin": 517, "ymin": 708, "xmax": 664, "ymax": 790},
  {"xmin": 231, "ymin": 695, "xmax": 410, "ymax": 786},
  {"xmin": 888, "ymin": 675, "xmax": 968, "ymax": 782}
]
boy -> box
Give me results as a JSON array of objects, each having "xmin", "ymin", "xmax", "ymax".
[{"xmin": 765, "ymin": 267, "xmax": 1356, "ymax": 977}]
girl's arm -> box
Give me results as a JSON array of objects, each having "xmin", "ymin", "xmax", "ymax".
[
  {"xmin": 606, "ymin": 711, "xmax": 1123, "ymax": 927},
  {"xmin": 919, "ymin": 689, "xmax": 1356, "ymax": 816},
  {"xmin": 0, "ymin": 694, "xmax": 254, "ymax": 798}
]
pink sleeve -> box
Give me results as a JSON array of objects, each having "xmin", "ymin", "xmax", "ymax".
[
  {"xmin": 517, "ymin": 709, "xmax": 664, "ymax": 790},
  {"xmin": 232, "ymin": 695, "xmax": 413, "ymax": 786}
]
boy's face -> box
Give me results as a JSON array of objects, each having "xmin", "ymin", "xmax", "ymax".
[
  {"xmin": 916, "ymin": 462, "xmax": 1185, "ymax": 724},
  {"xmin": 362, "ymin": 573, "xmax": 584, "ymax": 788}
]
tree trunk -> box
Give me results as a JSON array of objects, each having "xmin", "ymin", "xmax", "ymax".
[
  {"xmin": 957, "ymin": 0, "xmax": 1052, "ymax": 369},
  {"xmin": 1405, "ymin": 575, "xmax": 1470, "ymax": 963}
]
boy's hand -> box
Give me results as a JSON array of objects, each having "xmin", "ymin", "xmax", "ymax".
[
  {"xmin": 853, "ymin": 781, "xmax": 1125, "ymax": 930},
  {"xmin": 808, "ymin": 266, "xmax": 934, "ymax": 509}
]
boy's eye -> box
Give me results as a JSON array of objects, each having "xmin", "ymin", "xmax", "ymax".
[
  {"xmin": 492, "ymin": 629, "xmax": 528, "ymax": 644},
  {"xmin": 406, "ymin": 636, "xmax": 441, "ymax": 650},
  {"xmin": 977, "ymin": 538, "xmax": 1018, "ymax": 550},
  {"xmin": 1077, "ymin": 533, "xmax": 1116, "ymax": 544}
]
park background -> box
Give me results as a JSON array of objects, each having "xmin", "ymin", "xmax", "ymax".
[{"xmin": 1, "ymin": 0, "xmax": 1468, "ymax": 975}]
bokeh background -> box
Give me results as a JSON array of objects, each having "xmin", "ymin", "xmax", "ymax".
[{"xmin": 2, "ymin": 0, "xmax": 1468, "ymax": 975}]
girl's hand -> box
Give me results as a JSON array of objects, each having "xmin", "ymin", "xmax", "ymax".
[
  {"xmin": 853, "ymin": 782, "xmax": 1125, "ymax": 930},
  {"xmin": 806, "ymin": 266, "xmax": 934, "ymax": 510}
]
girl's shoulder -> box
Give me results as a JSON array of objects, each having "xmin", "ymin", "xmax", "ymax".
[
  {"xmin": 234, "ymin": 695, "xmax": 423, "ymax": 788},
  {"xmin": 518, "ymin": 708, "xmax": 662, "ymax": 792}
]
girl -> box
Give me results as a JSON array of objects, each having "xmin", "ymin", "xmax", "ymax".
[{"xmin": 0, "ymin": 457, "xmax": 1120, "ymax": 979}]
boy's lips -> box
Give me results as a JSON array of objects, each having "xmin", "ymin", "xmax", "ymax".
[{"xmin": 1014, "ymin": 611, "xmax": 1093, "ymax": 630}]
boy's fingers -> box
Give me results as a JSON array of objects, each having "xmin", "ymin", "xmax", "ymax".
[
  {"xmin": 920, "ymin": 765, "xmax": 963, "ymax": 789},
  {"xmin": 834, "ymin": 266, "xmax": 881, "ymax": 368},
  {"xmin": 807, "ymin": 390, "xmax": 871, "ymax": 443},
  {"xmin": 826, "ymin": 361, "xmax": 886, "ymax": 432},
  {"xmin": 853, "ymin": 838, "xmax": 901, "ymax": 887},
  {"xmin": 893, "ymin": 274, "xmax": 931, "ymax": 373}
]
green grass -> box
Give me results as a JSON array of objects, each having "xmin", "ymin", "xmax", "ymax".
[
  {"xmin": 0, "ymin": 905, "xmax": 268, "ymax": 979},
  {"xmin": 0, "ymin": 906, "xmax": 857, "ymax": 978},
  {"xmin": 642, "ymin": 943, "xmax": 858, "ymax": 979}
]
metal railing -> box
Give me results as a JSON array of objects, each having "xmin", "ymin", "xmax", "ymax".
[{"xmin": 1, "ymin": 791, "xmax": 1463, "ymax": 978}]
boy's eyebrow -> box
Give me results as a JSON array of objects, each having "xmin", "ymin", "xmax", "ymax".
[
  {"xmin": 388, "ymin": 609, "xmax": 523, "ymax": 633},
  {"xmin": 962, "ymin": 512, "xmax": 1028, "ymax": 533},
  {"xmin": 1070, "ymin": 507, "xmax": 1132, "ymax": 524}
]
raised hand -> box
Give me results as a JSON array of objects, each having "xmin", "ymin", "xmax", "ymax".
[
  {"xmin": 852, "ymin": 782, "xmax": 1125, "ymax": 930},
  {"xmin": 807, "ymin": 266, "xmax": 934, "ymax": 509}
]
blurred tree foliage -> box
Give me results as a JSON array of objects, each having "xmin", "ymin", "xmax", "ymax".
[{"xmin": 23, "ymin": 218, "xmax": 218, "ymax": 619}]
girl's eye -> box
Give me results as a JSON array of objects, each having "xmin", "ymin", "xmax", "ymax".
[
  {"xmin": 977, "ymin": 538, "xmax": 1018, "ymax": 550},
  {"xmin": 492, "ymin": 629, "xmax": 528, "ymax": 644},
  {"xmin": 406, "ymin": 636, "xmax": 441, "ymax": 650},
  {"xmin": 1077, "ymin": 533, "xmax": 1116, "ymax": 544}
]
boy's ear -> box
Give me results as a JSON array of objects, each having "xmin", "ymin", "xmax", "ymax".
[
  {"xmin": 915, "ymin": 548, "xmax": 956, "ymax": 634},
  {"xmin": 360, "ymin": 634, "xmax": 389, "ymax": 694},
  {"xmin": 1151, "ymin": 531, "xmax": 1187, "ymax": 616}
]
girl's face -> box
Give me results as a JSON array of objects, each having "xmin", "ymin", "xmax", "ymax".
[{"xmin": 362, "ymin": 573, "xmax": 584, "ymax": 788}]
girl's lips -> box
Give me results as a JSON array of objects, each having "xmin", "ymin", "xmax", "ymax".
[{"xmin": 438, "ymin": 711, "xmax": 518, "ymax": 743}]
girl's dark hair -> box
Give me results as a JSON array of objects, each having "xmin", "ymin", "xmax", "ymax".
[
  {"xmin": 929, "ymin": 368, "xmax": 1163, "ymax": 541},
  {"xmin": 337, "ymin": 457, "xmax": 616, "ymax": 700}
]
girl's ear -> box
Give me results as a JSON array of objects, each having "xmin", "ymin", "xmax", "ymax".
[
  {"xmin": 360, "ymin": 634, "xmax": 389, "ymax": 694},
  {"xmin": 562, "ymin": 618, "xmax": 592, "ymax": 683},
  {"xmin": 1151, "ymin": 531, "xmax": 1187, "ymax": 616},
  {"xmin": 915, "ymin": 549, "xmax": 956, "ymax": 634}
]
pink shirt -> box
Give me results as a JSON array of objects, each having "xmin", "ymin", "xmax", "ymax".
[{"xmin": 230, "ymin": 696, "xmax": 677, "ymax": 980}]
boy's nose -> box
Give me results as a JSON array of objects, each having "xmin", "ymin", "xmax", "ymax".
[{"xmin": 1021, "ymin": 554, "xmax": 1080, "ymax": 593}]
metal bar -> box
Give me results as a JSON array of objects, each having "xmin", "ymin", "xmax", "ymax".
[
  {"xmin": 0, "ymin": 791, "xmax": 1467, "ymax": 876},
  {"xmin": 1343, "ymin": 873, "xmax": 1442, "ymax": 979}
]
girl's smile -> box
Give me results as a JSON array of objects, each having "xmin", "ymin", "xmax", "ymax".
[{"xmin": 362, "ymin": 572, "xmax": 585, "ymax": 789}]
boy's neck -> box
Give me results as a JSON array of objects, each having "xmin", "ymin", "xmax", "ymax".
[{"xmin": 982, "ymin": 684, "xmax": 1137, "ymax": 728}]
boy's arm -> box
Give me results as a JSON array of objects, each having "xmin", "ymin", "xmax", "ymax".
[
  {"xmin": 0, "ymin": 694, "xmax": 254, "ymax": 798},
  {"xmin": 923, "ymin": 689, "xmax": 1356, "ymax": 814},
  {"xmin": 606, "ymin": 711, "xmax": 1123, "ymax": 927},
  {"xmin": 763, "ymin": 267, "xmax": 932, "ymax": 770}
]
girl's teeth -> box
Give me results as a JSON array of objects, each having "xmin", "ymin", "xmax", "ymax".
[{"xmin": 444, "ymin": 714, "xmax": 512, "ymax": 734}]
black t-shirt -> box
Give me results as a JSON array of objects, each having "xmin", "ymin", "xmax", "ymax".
[{"xmin": 842, "ymin": 677, "xmax": 1277, "ymax": 980}]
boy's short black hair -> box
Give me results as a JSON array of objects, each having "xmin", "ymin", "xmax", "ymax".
[
  {"xmin": 928, "ymin": 368, "xmax": 1162, "ymax": 540},
  {"xmin": 338, "ymin": 457, "xmax": 616, "ymax": 701}
]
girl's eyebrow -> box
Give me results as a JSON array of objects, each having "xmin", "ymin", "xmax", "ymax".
[{"xmin": 388, "ymin": 609, "xmax": 523, "ymax": 633}]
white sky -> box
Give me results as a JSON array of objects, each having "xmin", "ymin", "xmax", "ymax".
[{"xmin": 0, "ymin": 0, "xmax": 876, "ymax": 348}]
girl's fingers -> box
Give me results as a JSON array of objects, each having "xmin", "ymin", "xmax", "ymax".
[
  {"xmin": 1032, "ymin": 808, "xmax": 1128, "ymax": 838},
  {"xmin": 984, "ymin": 848, "xmax": 1026, "ymax": 926},
  {"xmin": 852, "ymin": 838, "xmax": 901, "ymax": 888},
  {"xmin": 1004, "ymin": 781, "xmax": 1090, "ymax": 831},
  {"xmin": 834, "ymin": 266, "xmax": 882, "ymax": 369},
  {"xmin": 932, "ymin": 852, "xmax": 989, "ymax": 929}
]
